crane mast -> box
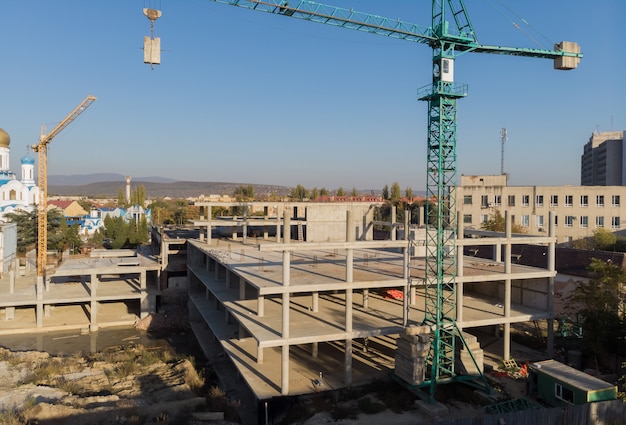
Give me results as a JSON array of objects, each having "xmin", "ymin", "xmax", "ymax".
[
  {"xmin": 206, "ymin": 0, "xmax": 582, "ymax": 402},
  {"xmin": 32, "ymin": 95, "xmax": 96, "ymax": 279}
]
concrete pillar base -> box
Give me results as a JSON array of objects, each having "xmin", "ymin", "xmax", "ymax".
[{"xmin": 5, "ymin": 307, "xmax": 15, "ymax": 320}]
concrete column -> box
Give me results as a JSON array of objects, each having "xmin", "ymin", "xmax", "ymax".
[
  {"xmin": 457, "ymin": 211, "xmax": 464, "ymax": 328},
  {"xmin": 391, "ymin": 205, "xmax": 397, "ymax": 241},
  {"xmin": 312, "ymin": 292, "xmax": 318, "ymax": 312},
  {"xmin": 242, "ymin": 205, "xmax": 248, "ymax": 244},
  {"xmin": 312, "ymin": 341, "xmax": 318, "ymax": 358},
  {"xmin": 282, "ymin": 211, "xmax": 291, "ymax": 340},
  {"xmin": 276, "ymin": 209, "xmax": 281, "ymax": 242},
  {"xmin": 257, "ymin": 295, "xmax": 265, "ymax": 317},
  {"xmin": 160, "ymin": 234, "xmax": 168, "ymax": 271},
  {"xmin": 281, "ymin": 344, "xmax": 289, "ymax": 395},
  {"xmin": 346, "ymin": 289, "xmax": 353, "ymax": 332},
  {"xmin": 283, "ymin": 211, "xmax": 291, "ymax": 243},
  {"xmin": 503, "ymin": 212, "xmax": 512, "ymax": 360},
  {"xmin": 206, "ymin": 205, "xmax": 212, "ymax": 244},
  {"xmin": 90, "ymin": 273, "xmax": 99, "ymax": 332},
  {"xmin": 403, "ymin": 211, "xmax": 410, "ymax": 326},
  {"xmin": 362, "ymin": 289, "xmax": 369, "ymax": 308},
  {"xmin": 239, "ymin": 276, "xmax": 246, "ymax": 300},
  {"xmin": 140, "ymin": 271, "xmax": 150, "ymax": 319},
  {"xmin": 257, "ymin": 344, "xmax": 264, "ymax": 364},
  {"xmin": 36, "ymin": 276, "xmax": 44, "ymax": 301},
  {"xmin": 345, "ymin": 210, "xmax": 353, "ymax": 331},
  {"xmin": 345, "ymin": 339, "xmax": 353, "ymax": 387},
  {"xmin": 494, "ymin": 243, "xmax": 502, "ymax": 262},
  {"xmin": 9, "ymin": 269, "xmax": 14, "ymax": 294},
  {"xmin": 546, "ymin": 211, "xmax": 556, "ymax": 357},
  {"xmin": 214, "ymin": 262, "xmax": 219, "ymax": 280},
  {"xmin": 90, "ymin": 332, "xmax": 98, "ymax": 353}
]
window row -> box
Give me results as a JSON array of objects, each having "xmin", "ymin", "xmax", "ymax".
[
  {"xmin": 463, "ymin": 194, "xmax": 621, "ymax": 208},
  {"xmin": 466, "ymin": 214, "xmax": 621, "ymax": 229}
]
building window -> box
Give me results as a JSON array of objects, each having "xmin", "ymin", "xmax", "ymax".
[
  {"xmin": 596, "ymin": 216, "xmax": 604, "ymax": 228},
  {"xmin": 522, "ymin": 195, "xmax": 530, "ymax": 207},
  {"xmin": 580, "ymin": 216, "xmax": 588, "ymax": 228},
  {"xmin": 565, "ymin": 216, "xmax": 574, "ymax": 227},
  {"xmin": 596, "ymin": 195, "xmax": 604, "ymax": 207},
  {"xmin": 508, "ymin": 195, "xmax": 515, "ymax": 207},
  {"xmin": 612, "ymin": 217, "xmax": 620, "ymax": 229},
  {"xmin": 536, "ymin": 195, "xmax": 544, "ymax": 207},
  {"xmin": 463, "ymin": 214, "xmax": 472, "ymax": 224},
  {"xmin": 554, "ymin": 215, "xmax": 558, "ymax": 227},
  {"xmin": 521, "ymin": 215, "xmax": 530, "ymax": 227},
  {"xmin": 580, "ymin": 195, "xmax": 588, "ymax": 207},
  {"xmin": 565, "ymin": 195, "xmax": 573, "ymax": 207},
  {"xmin": 463, "ymin": 195, "xmax": 473, "ymax": 205},
  {"xmin": 555, "ymin": 384, "xmax": 574, "ymax": 404},
  {"xmin": 480, "ymin": 214, "xmax": 489, "ymax": 224},
  {"xmin": 494, "ymin": 195, "xmax": 502, "ymax": 206},
  {"xmin": 536, "ymin": 215, "xmax": 544, "ymax": 228},
  {"xmin": 612, "ymin": 195, "xmax": 620, "ymax": 207},
  {"xmin": 481, "ymin": 195, "xmax": 489, "ymax": 208},
  {"xmin": 550, "ymin": 195, "xmax": 558, "ymax": 207}
]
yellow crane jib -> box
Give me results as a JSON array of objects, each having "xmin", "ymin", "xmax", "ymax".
[{"xmin": 33, "ymin": 94, "xmax": 96, "ymax": 279}]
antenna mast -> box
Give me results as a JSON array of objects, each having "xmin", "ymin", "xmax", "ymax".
[{"xmin": 500, "ymin": 128, "xmax": 508, "ymax": 175}]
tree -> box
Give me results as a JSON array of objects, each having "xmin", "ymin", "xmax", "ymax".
[
  {"xmin": 481, "ymin": 210, "xmax": 526, "ymax": 234},
  {"xmin": 382, "ymin": 184, "xmax": 389, "ymax": 201},
  {"xmin": 5, "ymin": 209, "xmax": 77, "ymax": 253},
  {"xmin": 351, "ymin": 187, "xmax": 359, "ymax": 197},
  {"xmin": 390, "ymin": 182, "xmax": 401, "ymax": 203},
  {"xmin": 405, "ymin": 187, "xmax": 414, "ymax": 200},
  {"xmin": 290, "ymin": 184, "xmax": 309, "ymax": 201},
  {"xmin": 310, "ymin": 187, "xmax": 319, "ymax": 201},
  {"xmin": 593, "ymin": 228, "xmax": 617, "ymax": 251},
  {"xmin": 131, "ymin": 184, "xmax": 146, "ymax": 207},
  {"xmin": 320, "ymin": 187, "xmax": 329, "ymax": 197},
  {"xmin": 336, "ymin": 187, "xmax": 345, "ymax": 197},
  {"xmin": 568, "ymin": 258, "xmax": 626, "ymax": 358},
  {"xmin": 4, "ymin": 210, "xmax": 37, "ymax": 253},
  {"xmin": 233, "ymin": 185, "xmax": 254, "ymax": 201}
]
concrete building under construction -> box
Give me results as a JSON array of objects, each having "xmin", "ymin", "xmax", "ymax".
[{"xmin": 184, "ymin": 200, "xmax": 557, "ymax": 418}]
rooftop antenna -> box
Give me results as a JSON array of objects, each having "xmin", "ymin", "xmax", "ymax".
[{"xmin": 500, "ymin": 128, "xmax": 508, "ymax": 175}]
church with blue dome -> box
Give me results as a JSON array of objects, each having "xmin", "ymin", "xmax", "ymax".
[{"xmin": 0, "ymin": 128, "xmax": 40, "ymax": 221}]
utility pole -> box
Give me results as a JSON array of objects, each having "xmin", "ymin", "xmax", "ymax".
[{"xmin": 500, "ymin": 128, "xmax": 508, "ymax": 175}]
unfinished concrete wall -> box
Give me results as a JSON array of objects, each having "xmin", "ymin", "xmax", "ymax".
[{"xmin": 305, "ymin": 203, "xmax": 377, "ymax": 242}]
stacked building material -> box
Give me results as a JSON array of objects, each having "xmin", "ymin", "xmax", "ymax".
[{"xmin": 395, "ymin": 325, "xmax": 431, "ymax": 385}]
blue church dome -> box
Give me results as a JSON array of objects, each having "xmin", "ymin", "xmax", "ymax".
[{"xmin": 21, "ymin": 154, "xmax": 35, "ymax": 165}]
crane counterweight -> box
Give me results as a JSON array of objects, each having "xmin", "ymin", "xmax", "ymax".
[{"xmin": 554, "ymin": 41, "xmax": 581, "ymax": 70}]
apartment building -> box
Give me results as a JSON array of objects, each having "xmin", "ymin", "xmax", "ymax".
[
  {"xmin": 581, "ymin": 131, "xmax": 625, "ymax": 186},
  {"xmin": 456, "ymin": 174, "xmax": 626, "ymax": 245}
]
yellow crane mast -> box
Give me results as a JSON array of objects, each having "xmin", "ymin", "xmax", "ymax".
[{"xmin": 32, "ymin": 95, "xmax": 96, "ymax": 278}]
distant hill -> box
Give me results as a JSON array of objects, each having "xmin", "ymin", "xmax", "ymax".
[
  {"xmin": 49, "ymin": 173, "xmax": 177, "ymax": 186},
  {"xmin": 48, "ymin": 178, "xmax": 291, "ymax": 199}
]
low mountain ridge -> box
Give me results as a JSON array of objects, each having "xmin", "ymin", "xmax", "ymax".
[{"xmin": 49, "ymin": 179, "xmax": 291, "ymax": 199}]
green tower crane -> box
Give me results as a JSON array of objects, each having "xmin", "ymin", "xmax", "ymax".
[{"xmin": 206, "ymin": 0, "xmax": 582, "ymax": 402}]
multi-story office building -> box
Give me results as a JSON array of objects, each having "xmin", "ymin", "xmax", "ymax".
[
  {"xmin": 581, "ymin": 131, "xmax": 625, "ymax": 186},
  {"xmin": 456, "ymin": 174, "xmax": 626, "ymax": 245}
]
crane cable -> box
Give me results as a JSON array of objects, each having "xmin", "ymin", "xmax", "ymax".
[{"xmin": 483, "ymin": 0, "xmax": 554, "ymax": 50}]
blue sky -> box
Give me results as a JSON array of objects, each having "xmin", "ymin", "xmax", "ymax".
[{"xmin": 1, "ymin": 0, "xmax": 624, "ymax": 192}]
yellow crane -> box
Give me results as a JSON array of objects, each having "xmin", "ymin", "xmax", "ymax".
[{"xmin": 32, "ymin": 95, "xmax": 96, "ymax": 279}]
